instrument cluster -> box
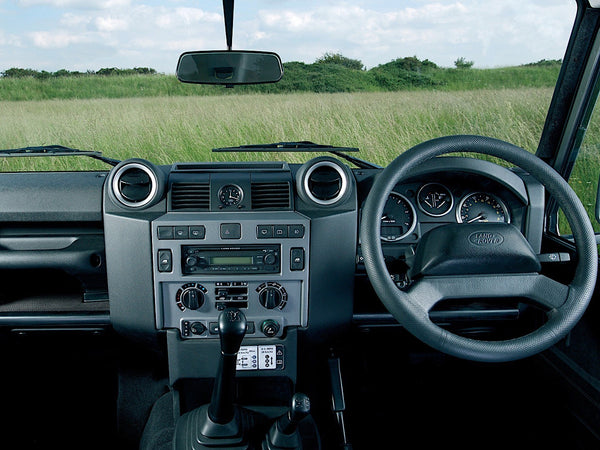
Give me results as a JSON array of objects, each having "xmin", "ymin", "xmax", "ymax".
[{"xmin": 379, "ymin": 176, "xmax": 518, "ymax": 244}]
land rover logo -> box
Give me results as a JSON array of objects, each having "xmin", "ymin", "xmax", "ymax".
[{"xmin": 468, "ymin": 231, "xmax": 504, "ymax": 246}]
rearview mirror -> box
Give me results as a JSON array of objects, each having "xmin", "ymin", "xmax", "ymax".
[{"xmin": 176, "ymin": 51, "xmax": 283, "ymax": 86}]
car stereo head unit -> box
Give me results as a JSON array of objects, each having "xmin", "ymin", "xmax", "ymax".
[{"xmin": 182, "ymin": 244, "xmax": 280, "ymax": 275}]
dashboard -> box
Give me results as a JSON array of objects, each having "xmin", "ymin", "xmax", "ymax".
[{"xmin": 0, "ymin": 154, "xmax": 544, "ymax": 381}]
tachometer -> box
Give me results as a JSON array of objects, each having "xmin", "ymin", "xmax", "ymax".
[
  {"xmin": 457, "ymin": 192, "xmax": 509, "ymax": 223},
  {"xmin": 380, "ymin": 192, "xmax": 417, "ymax": 241}
]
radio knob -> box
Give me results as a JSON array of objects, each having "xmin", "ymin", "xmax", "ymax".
[
  {"xmin": 181, "ymin": 288, "xmax": 205, "ymax": 310},
  {"xmin": 259, "ymin": 286, "xmax": 283, "ymax": 310},
  {"xmin": 185, "ymin": 256, "xmax": 198, "ymax": 267},
  {"xmin": 264, "ymin": 253, "xmax": 277, "ymax": 265}
]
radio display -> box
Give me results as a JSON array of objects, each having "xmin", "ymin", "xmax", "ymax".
[
  {"xmin": 210, "ymin": 256, "xmax": 253, "ymax": 265},
  {"xmin": 181, "ymin": 244, "xmax": 280, "ymax": 275}
]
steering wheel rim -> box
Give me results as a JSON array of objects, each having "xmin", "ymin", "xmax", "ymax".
[{"xmin": 360, "ymin": 135, "xmax": 598, "ymax": 362}]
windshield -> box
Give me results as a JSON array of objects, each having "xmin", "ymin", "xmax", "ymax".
[{"xmin": 0, "ymin": 1, "xmax": 577, "ymax": 171}]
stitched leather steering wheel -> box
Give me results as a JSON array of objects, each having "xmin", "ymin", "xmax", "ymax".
[{"xmin": 360, "ymin": 135, "xmax": 598, "ymax": 362}]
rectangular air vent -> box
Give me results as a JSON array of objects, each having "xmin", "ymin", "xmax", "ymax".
[
  {"xmin": 173, "ymin": 162, "xmax": 287, "ymax": 172},
  {"xmin": 170, "ymin": 182, "xmax": 210, "ymax": 211},
  {"xmin": 251, "ymin": 182, "xmax": 291, "ymax": 210}
]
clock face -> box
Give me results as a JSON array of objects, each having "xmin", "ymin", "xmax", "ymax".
[{"xmin": 218, "ymin": 184, "xmax": 244, "ymax": 207}]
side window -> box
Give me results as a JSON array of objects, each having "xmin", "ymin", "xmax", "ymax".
[{"xmin": 559, "ymin": 109, "xmax": 600, "ymax": 235}]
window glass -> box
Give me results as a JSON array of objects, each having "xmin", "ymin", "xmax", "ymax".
[
  {"xmin": 0, "ymin": 1, "xmax": 577, "ymax": 171},
  {"xmin": 560, "ymin": 108, "xmax": 600, "ymax": 235}
]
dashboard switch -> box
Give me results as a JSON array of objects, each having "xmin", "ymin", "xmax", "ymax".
[
  {"xmin": 220, "ymin": 223, "xmax": 241, "ymax": 239},
  {"xmin": 190, "ymin": 322, "xmax": 207, "ymax": 335},
  {"xmin": 189, "ymin": 226, "xmax": 206, "ymax": 239},
  {"xmin": 288, "ymin": 224, "xmax": 305, "ymax": 238},
  {"xmin": 257, "ymin": 225, "xmax": 274, "ymax": 238},
  {"xmin": 174, "ymin": 226, "xmax": 189, "ymax": 239},
  {"xmin": 290, "ymin": 248, "xmax": 305, "ymax": 271},
  {"xmin": 158, "ymin": 249, "xmax": 172, "ymax": 272},
  {"xmin": 157, "ymin": 226, "xmax": 174, "ymax": 240}
]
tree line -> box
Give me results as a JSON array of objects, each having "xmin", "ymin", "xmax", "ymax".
[{"xmin": 1, "ymin": 67, "xmax": 157, "ymax": 79}]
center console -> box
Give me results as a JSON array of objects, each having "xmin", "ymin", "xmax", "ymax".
[{"xmin": 152, "ymin": 212, "xmax": 310, "ymax": 343}]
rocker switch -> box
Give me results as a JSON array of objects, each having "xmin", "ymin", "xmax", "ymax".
[
  {"xmin": 158, "ymin": 249, "xmax": 172, "ymax": 272},
  {"xmin": 290, "ymin": 248, "xmax": 305, "ymax": 271}
]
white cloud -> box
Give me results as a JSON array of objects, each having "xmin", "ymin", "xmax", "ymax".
[
  {"xmin": 155, "ymin": 7, "xmax": 221, "ymax": 29},
  {"xmin": 2, "ymin": 1, "xmax": 579, "ymax": 73},
  {"xmin": 18, "ymin": 0, "xmax": 131, "ymax": 9},
  {"xmin": 250, "ymin": 1, "xmax": 576, "ymax": 68},
  {"xmin": 95, "ymin": 16, "xmax": 128, "ymax": 32},
  {"xmin": 29, "ymin": 30, "xmax": 88, "ymax": 48}
]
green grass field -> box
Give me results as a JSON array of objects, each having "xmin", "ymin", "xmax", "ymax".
[
  {"xmin": 0, "ymin": 88, "xmax": 553, "ymax": 165},
  {"xmin": 0, "ymin": 85, "xmax": 597, "ymax": 234}
]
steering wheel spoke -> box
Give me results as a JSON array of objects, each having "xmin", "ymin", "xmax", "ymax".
[{"xmin": 409, "ymin": 274, "xmax": 569, "ymax": 314}]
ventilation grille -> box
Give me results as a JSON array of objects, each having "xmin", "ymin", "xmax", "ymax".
[
  {"xmin": 118, "ymin": 168, "xmax": 152, "ymax": 203},
  {"xmin": 112, "ymin": 162, "xmax": 158, "ymax": 208},
  {"xmin": 251, "ymin": 182, "xmax": 291, "ymax": 209},
  {"xmin": 171, "ymin": 182, "xmax": 210, "ymax": 210}
]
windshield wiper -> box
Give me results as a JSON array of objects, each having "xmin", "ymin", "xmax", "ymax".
[
  {"xmin": 213, "ymin": 141, "xmax": 381, "ymax": 169},
  {"xmin": 0, "ymin": 145, "xmax": 120, "ymax": 167}
]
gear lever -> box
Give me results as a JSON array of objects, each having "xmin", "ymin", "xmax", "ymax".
[
  {"xmin": 208, "ymin": 307, "xmax": 247, "ymax": 424},
  {"xmin": 263, "ymin": 393, "xmax": 311, "ymax": 450},
  {"xmin": 174, "ymin": 308, "xmax": 248, "ymax": 449}
]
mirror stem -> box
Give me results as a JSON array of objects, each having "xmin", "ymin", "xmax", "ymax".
[{"xmin": 223, "ymin": 0, "xmax": 234, "ymax": 51}]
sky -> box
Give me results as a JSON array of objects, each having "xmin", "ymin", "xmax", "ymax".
[{"xmin": 0, "ymin": 0, "xmax": 578, "ymax": 74}]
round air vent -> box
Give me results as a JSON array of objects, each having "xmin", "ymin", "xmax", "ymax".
[
  {"xmin": 111, "ymin": 161, "xmax": 159, "ymax": 208},
  {"xmin": 299, "ymin": 157, "xmax": 351, "ymax": 206}
]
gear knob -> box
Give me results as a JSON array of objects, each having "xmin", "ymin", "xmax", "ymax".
[
  {"xmin": 218, "ymin": 308, "xmax": 247, "ymax": 355},
  {"xmin": 263, "ymin": 393, "xmax": 311, "ymax": 449},
  {"xmin": 279, "ymin": 393, "xmax": 310, "ymax": 435},
  {"xmin": 288, "ymin": 393, "xmax": 310, "ymax": 425}
]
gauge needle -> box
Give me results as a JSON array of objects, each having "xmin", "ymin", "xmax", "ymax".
[{"xmin": 467, "ymin": 214, "xmax": 486, "ymax": 223}]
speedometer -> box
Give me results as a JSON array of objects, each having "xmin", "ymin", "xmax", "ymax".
[
  {"xmin": 457, "ymin": 192, "xmax": 509, "ymax": 224},
  {"xmin": 380, "ymin": 192, "xmax": 417, "ymax": 241}
]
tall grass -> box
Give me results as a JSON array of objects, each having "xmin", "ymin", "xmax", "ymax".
[
  {"xmin": 0, "ymin": 89, "xmax": 552, "ymax": 167},
  {"xmin": 0, "ymin": 88, "xmax": 597, "ymax": 232}
]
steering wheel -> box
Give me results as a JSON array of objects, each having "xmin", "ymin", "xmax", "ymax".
[{"xmin": 360, "ymin": 135, "xmax": 598, "ymax": 362}]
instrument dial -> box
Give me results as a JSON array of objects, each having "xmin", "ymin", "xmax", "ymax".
[
  {"xmin": 257, "ymin": 282, "xmax": 288, "ymax": 310},
  {"xmin": 417, "ymin": 183, "xmax": 453, "ymax": 217},
  {"xmin": 380, "ymin": 192, "xmax": 417, "ymax": 242},
  {"xmin": 176, "ymin": 283, "xmax": 208, "ymax": 311},
  {"xmin": 457, "ymin": 192, "xmax": 509, "ymax": 224},
  {"xmin": 218, "ymin": 184, "xmax": 243, "ymax": 207}
]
